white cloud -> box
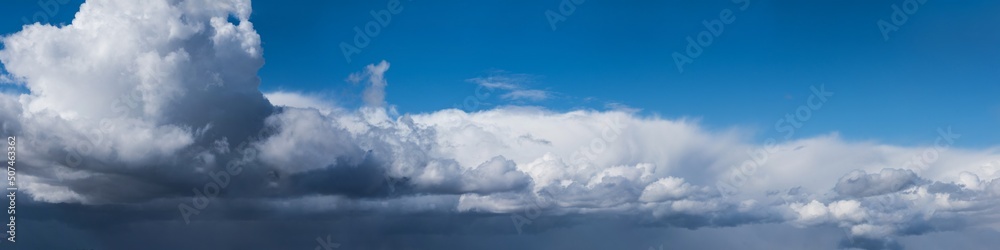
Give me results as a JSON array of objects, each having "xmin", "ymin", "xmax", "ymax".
[
  {"xmin": 467, "ymin": 72, "xmax": 551, "ymax": 101},
  {"xmin": 640, "ymin": 177, "xmax": 694, "ymax": 202},
  {"xmin": 502, "ymin": 89, "xmax": 549, "ymax": 101},
  {"xmin": 348, "ymin": 60, "xmax": 390, "ymax": 107},
  {"xmin": 0, "ymin": 0, "xmax": 270, "ymax": 203},
  {"xmin": 467, "ymin": 73, "xmax": 526, "ymax": 90},
  {"xmin": 790, "ymin": 200, "xmax": 831, "ymax": 227},
  {"xmin": 264, "ymin": 91, "xmax": 340, "ymax": 115},
  {"xmin": 2, "ymin": 1, "xmax": 1000, "ymax": 248},
  {"xmin": 829, "ymin": 199, "xmax": 867, "ymax": 223}
]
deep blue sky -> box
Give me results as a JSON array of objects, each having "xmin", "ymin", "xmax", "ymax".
[{"xmin": 2, "ymin": 0, "xmax": 999, "ymax": 146}]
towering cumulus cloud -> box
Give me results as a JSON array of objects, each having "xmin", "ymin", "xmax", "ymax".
[{"xmin": 1, "ymin": 0, "xmax": 999, "ymax": 249}]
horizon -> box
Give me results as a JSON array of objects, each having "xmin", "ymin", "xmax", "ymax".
[{"xmin": 1, "ymin": 0, "xmax": 999, "ymax": 249}]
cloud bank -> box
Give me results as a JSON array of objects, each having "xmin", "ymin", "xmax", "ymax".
[{"xmin": 1, "ymin": 0, "xmax": 999, "ymax": 249}]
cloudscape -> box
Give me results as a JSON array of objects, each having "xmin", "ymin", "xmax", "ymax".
[{"xmin": 1, "ymin": 0, "xmax": 1000, "ymax": 249}]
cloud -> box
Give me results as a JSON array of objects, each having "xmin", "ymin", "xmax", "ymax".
[
  {"xmin": 640, "ymin": 176, "xmax": 696, "ymax": 202},
  {"xmin": 828, "ymin": 199, "xmax": 867, "ymax": 223},
  {"xmin": 835, "ymin": 168, "xmax": 923, "ymax": 198},
  {"xmin": 0, "ymin": 72, "xmax": 18, "ymax": 85},
  {"xmin": 467, "ymin": 73, "xmax": 526, "ymax": 90},
  {"xmin": 348, "ymin": 60, "xmax": 390, "ymax": 107},
  {"xmin": 502, "ymin": 89, "xmax": 550, "ymax": 101},
  {"xmin": 264, "ymin": 91, "xmax": 341, "ymax": 115},
  {"xmin": 0, "ymin": 0, "xmax": 272, "ymax": 204},
  {"xmin": 468, "ymin": 72, "xmax": 551, "ymax": 101},
  {"xmin": 1, "ymin": 0, "xmax": 999, "ymax": 249},
  {"xmin": 789, "ymin": 200, "xmax": 831, "ymax": 227}
]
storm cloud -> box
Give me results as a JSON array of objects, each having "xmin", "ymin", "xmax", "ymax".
[{"xmin": 1, "ymin": 0, "xmax": 1000, "ymax": 249}]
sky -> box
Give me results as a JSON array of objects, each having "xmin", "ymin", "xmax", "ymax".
[
  {"xmin": 1, "ymin": 0, "xmax": 1000, "ymax": 250},
  {"xmin": 3, "ymin": 0, "xmax": 1000, "ymax": 146},
  {"xmin": 243, "ymin": 0, "xmax": 1000, "ymax": 146}
]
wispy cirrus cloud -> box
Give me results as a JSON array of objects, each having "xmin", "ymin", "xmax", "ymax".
[
  {"xmin": 502, "ymin": 89, "xmax": 549, "ymax": 102},
  {"xmin": 467, "ymin": 72, "xmax": 551, "ymax": 101}
]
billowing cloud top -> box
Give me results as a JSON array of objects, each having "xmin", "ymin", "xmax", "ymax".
[{"xmin": 1, "ymin": 1, "xmax": 1000, "ymax": 249}]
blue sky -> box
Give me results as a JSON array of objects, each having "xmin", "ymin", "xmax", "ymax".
[
  {"xmin": 5, "ymin": 1, "xmax": 1000, "ymax": 249},
  {"xmin": 3, "ymin": 0, "xmax": 999, "ymax": 147}
]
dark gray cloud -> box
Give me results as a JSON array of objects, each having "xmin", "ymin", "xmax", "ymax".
[{"xmin": 835, "ymin": 169, "xmax": 923, "ymax": 198}]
